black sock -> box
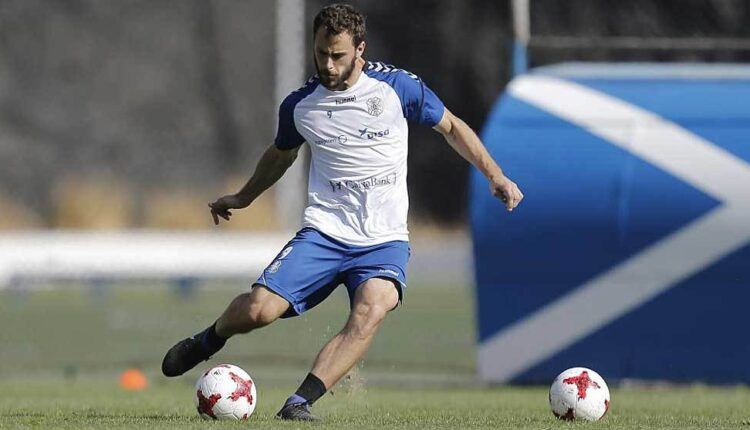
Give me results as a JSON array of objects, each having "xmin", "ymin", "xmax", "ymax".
[
  {"xmin": 200, "ymin": 322, "xmax": 227, "ymax": 353},
  {"xmin": 294, "ymin": 373, "xmax": 327, "ymax": 404}
]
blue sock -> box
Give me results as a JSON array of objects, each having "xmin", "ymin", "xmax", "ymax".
[{"xmin": 284, "ymin": 394, "xmax": 307, "ymax": 406}]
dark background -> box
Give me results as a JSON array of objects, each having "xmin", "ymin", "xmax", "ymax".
[{"xmin": 1, "ymin": 0, "xmax": 748, "ymax": 227}]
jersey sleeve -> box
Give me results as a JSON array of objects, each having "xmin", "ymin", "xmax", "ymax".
[
  {"xmin": 274, "ymin": 94, "xmax": 305, "ymax": 150},
  {"xmin": 274, "ymin": 76, "xmax": 319, "ymax": 150},
  {"xmin": 394, "ymin": 71, "xmax": 446, "ymax": 127}
]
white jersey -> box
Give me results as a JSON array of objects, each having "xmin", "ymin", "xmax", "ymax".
[{"xmin": 275, "ymin": 61, "xmax": 445, "ymax": 246}]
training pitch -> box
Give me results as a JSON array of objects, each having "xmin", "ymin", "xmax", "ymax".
[
  {"xmin": 1, "ymin": 284, "xmax": 748, "ymax": 429},
  {"xmin": 4, "ymin": 381, "xmax": 749, "ymax": 429}
]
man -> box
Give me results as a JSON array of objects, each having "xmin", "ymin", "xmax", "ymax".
[{"xmin": 162, "ymin": 3, "xmax": 523, "ymax": 421}]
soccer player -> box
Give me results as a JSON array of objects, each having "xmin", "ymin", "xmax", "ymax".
[{"xmin": 162, "ymin": 3, "xmax": 523, "ymax": 421}]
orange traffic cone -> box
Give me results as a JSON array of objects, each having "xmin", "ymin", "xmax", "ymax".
[{"xmin": 119, "ymin": 368, "xmax": 148, "ymax": 391}]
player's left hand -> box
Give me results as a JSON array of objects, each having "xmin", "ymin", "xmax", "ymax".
[{"xmin": 490, "ymin": 175, "xmax": 523, "ymax": 211}]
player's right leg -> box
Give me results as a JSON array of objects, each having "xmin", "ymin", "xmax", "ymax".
[
  {"xmin": 162, "ymin": 227, "xmax": 345, "ymax": 378},
  {"xmin": 161, "ymin": 286, "xmax": 289, "ymax": 377},
  {"xmin": 214, "ymin": 285, "xmax": 290, "ymax": 337}
]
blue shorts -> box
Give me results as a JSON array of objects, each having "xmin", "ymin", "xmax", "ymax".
[{"xmin": 255, "ymin": 228, "xmax": 410, "ymax": 318}]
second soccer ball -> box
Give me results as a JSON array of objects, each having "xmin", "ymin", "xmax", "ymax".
[{"xmin": 549, "ymin": 367, "xmax": 610, "ymax": 421}]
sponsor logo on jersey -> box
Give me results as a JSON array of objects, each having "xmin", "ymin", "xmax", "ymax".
[
  {"xmin": 366, "ymin": 97, "xmax": 384, "ymax": 116},
  {"xmin": 314, "ymin": 135, "xmax": 348, "ymax": 146},
  {"xmin": 328, "ymin": 173, "xmax": 396, "ymax": 192},
  {"xmin": 335, "ymin": 95, "xmax": 357, "ymax": 104},
  {"xmin": 358, "ymin": 127, "xmax": 389, "ymax": 140}
]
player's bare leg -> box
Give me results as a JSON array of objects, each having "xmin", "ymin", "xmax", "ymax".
[
  {"xmin": 215, "ymin": 285, "xmax": 290, "ymax": 337},
  {"xmin": 277, "ymin": 277, "xmax": 399, "ymax": 420},
  {"xmin": 162, "ymin": 285, "xmax": 289, "ymax": 377},
  {"xmin": 311, "ymin": 277, "xmax": 399, "ymax": 386}
]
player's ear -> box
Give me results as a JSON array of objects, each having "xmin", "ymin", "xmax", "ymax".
[{"xmin": 355, "ymin": 41, "xmax": 365, "ymax": 58}]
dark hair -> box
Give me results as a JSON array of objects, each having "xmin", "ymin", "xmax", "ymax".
[{"xmin": 313, "ymin": 4, "xmax": 366, "ymax": 46}]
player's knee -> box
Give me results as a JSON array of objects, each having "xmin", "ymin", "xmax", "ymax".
[
  {"xmin": 358, "ymin": 280, "xmax": 399, "ymax": 313},
  {"xmin": 348, "ymin": 301, "xmax": 389, "ymax": 339},
  {"xmin": 234, "ymin": 285, "xmax": 289, "ymax": 330},
  {"xmin": 367, "ymin": 301, "xmax": 391, "ymax": 324}
]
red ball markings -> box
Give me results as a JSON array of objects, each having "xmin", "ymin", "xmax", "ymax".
[
  {"xmin": 229, "ymin": 372, "xmax": 254, "ymax": 405},
  {"xmin": 196, "ymin": 390, "xmax": 222, "ymax": 419},
  {"xmin": 562, "ymin": 370, "xmax": 600, "ymax": 400}
]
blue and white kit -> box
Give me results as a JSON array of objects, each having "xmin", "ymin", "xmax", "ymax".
[{"xmin": 257, "ymin": 61, "xmax": 445, "ymax": 317}]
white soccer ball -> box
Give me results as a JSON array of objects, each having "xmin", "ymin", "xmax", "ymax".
[
  {"xmin": 549, "ymin": 367, "xmax": 610, "ymax": 421},
  {"xmin": 195, "ymin": 364, "xmax": 257, "ymax": 420}
]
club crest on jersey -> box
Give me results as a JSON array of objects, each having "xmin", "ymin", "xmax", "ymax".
[{"xmin": 366, "ymin": 97, "xmax": 384, "ymax": 116}]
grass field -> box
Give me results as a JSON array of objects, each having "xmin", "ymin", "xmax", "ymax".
[
  {"xmin": 3, "ymin": 379, "xmax": 749, "ymax": 429},
  {"xmin": 1, "ymin": 283, "xmax": 749, "ymax": 429}
]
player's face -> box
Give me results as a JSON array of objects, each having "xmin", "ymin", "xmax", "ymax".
[{"xmin": 313, "ymin": 29, "xmax": 364, "ymax": 90}]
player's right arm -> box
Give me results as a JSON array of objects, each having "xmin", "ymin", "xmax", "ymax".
[
  {"xmin": 210, "ymin": 78, "xmax": 314, "ymax": 225},
  {"xmin": 208, "ymin": 145, "xmax": 300, "ymax": 225}
]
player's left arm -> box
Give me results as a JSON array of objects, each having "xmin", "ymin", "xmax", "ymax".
[{"xmin": 433, "ymin": 109, "xmax": 523, "ymax": 211}]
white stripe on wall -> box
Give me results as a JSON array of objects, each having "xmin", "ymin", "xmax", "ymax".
[{"xmin": 479, "ymin": 76, "xmax": 750, "ymax": 383}]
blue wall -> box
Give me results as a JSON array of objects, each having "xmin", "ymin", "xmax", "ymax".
[{"xmin": 472, "ymin": 64, "xmax": 750, "ymax": 384}]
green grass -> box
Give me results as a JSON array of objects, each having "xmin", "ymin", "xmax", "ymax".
[
  {"xmin": 1, "ymin": 284, "xmax": 749, "ymax": 429},
  {"xmin": 0, "ymin": 282, "xmax": 474, "ymax": 382},
  {"xmin": 2, "ymin": 380, "xmax": 749, "ymax": 429}
]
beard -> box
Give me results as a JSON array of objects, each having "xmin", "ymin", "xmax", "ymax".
[{"xmin": 315, "ymin": 56, "xmax": 356, "ymax": 90}]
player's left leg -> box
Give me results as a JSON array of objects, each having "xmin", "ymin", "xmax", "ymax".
[
  {"xmin": 313, "ymin": 277, "xmax": 399, "ymax": 386},
  {"xmin": 276, "ymin": 277, "xmax": 399, "ymax": 421}
]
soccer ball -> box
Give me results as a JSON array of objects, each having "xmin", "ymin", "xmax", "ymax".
[
  {"xmin": 195, "ymin": 364, "xmax": 257, "ymax": 420},
  {"xmin": 549, "ymin": 367, "xmax": 610, "ymax": 421}
]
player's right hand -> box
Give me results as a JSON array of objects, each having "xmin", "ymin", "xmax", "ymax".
[{"xmin": 208, "ymin": 194, "xmax": 248, "ymax": 225}]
